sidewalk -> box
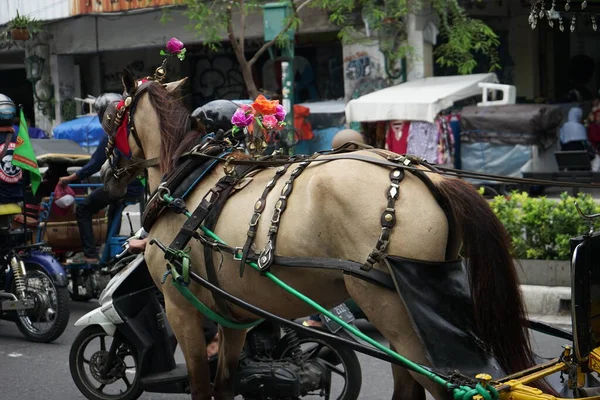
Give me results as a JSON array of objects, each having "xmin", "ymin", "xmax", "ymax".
[{"xmin": 522, "ymin": 285, "xmax": 572, "ymax": 330}]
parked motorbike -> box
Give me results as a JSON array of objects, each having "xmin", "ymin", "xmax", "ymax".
[
  {"xmin": 0, "ymin": 209, "xmax": 70, "ymax": 342},
  {"xmin": 69, "ymin": 252, "xmax": 362, "ymax": 400}
]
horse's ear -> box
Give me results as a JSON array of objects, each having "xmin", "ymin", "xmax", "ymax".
[
  {"xmin": 190, "ymin": 116, "xmax": 206, "ymax": 133},
  {"xmin": 164, "ymin": 77, "xmax": 188, "ymax": 93},
  {"xmin": 122, "ymin": 69, "xmax": 136, "ymax": 94}
]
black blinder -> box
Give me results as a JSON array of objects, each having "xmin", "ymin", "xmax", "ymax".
[{"xmin": 102, "ymin": 101, "xmax": 122, "ymax": 136}]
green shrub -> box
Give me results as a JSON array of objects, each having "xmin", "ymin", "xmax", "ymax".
[{"xmin": 488, "ymin": 191, "xmax": 600, "ymax": 260}]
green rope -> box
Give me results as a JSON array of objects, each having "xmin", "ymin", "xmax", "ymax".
[
  {"xmin": 167, "ymin": 265, "xmax": 261, "ymax": 330},
  {"xmin": 159, "ymin": 194, "xmax": 500, "ymax": 399}
]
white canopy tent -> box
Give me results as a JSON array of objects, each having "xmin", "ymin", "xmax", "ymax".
[{"xmin": 345, "ymin": 73, "xmax": 499, "ymax": 124}]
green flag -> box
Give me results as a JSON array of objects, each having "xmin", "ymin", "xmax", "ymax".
[{"xmin": 12, "ymin": 108, "xmax": 41, "ymax": 195}]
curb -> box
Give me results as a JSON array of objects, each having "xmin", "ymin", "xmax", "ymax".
[
  {"xmin": 521, "ymin": 284, "xmax": 572, "ymax": 329},
  {"xmin": 527, "ymin": 314, "xmax": 572, "ymax": 331}
]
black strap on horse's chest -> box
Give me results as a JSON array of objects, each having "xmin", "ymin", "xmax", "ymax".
[
  {"xmin": 165, "ymin": 164, "xmax": 259, "ymax": 319},
  {"xmin": 142, "ymin": 142, "xmax": 230, "ymax": 231}
]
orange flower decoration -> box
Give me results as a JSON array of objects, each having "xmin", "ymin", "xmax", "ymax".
[{"xmin": 252, "ymin": 94, "xmax": 279, "ymax": 115}]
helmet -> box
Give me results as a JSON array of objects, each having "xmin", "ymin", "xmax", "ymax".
[
  {"xmin": 192, "ymin": 100, "xmax": 239, "ymax": 133},
  {"xmin": 0, "ymin": 94, "xmax": 16, "ymax": 127},
  {"xmin": 94, "ymin": 93, "xmax": 123, "ymax": 121}
]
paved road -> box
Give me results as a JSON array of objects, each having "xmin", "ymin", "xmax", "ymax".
[{"xmin": 0, "ymin": 298, "xmax": 570, "ymax": 400}]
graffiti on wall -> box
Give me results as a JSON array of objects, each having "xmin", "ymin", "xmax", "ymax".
[
  {"xmin": 344, "ymin": 52, "xmax": 372, "ymax": 80},
  {"xmin": 344, "ymin": 51, "xmax": 390, "ymax": 101},
  {"xmin": 192, "ymin": 54, "xmax": 245, "ymax": 105},
  {"xmin": 343, "ymin": 49, "xmax": 392, "ymax": 130}
]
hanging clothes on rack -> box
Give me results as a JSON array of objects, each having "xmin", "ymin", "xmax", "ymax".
[
  {"xmin": 436, "ymin": 115, "xmax": 455, "ymax": 165},
  {"xmin": 385, "ymin": 120, "xmax": 410, "ymax": 154},
  {"xmin": 407, "ymin": 121, "xmax": 439, "ymax": 163}
]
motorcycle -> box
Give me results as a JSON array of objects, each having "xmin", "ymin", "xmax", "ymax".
[
  {"xmin": 69, "ymin": 250, "xmax": 362, "ymax": 400},
  {"xmin": 0, "ymin": 206, "xmax": 70, "ymax": 342}
]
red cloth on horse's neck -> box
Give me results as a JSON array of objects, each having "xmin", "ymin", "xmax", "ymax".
[
  {"xmin": 114, "ymin": 100, "xmax": 131, "ymax": 157},
  {"xmin": 113, "ymin": 79, "xmax": 150, "ymax": 157}
]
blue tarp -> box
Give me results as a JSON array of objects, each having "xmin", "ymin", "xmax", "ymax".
[
  {"xmin": 460, "ymin": 142, "xmax": 533, "ymax": 185},
  {"xmin": 293, "ymin": 125, "xmax": 346, "ymax": 155},
  {"xmin": 52, "ymin": 116, "xmax": 105, "ymax": 148}
]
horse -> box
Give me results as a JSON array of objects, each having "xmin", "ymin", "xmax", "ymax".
[{"xmin": 99, "ymin": 72, "xmax": 552, "ymax": 400}]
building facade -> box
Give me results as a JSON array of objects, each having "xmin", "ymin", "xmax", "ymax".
[{"xmin": 1, "ymin": 0, "xmax": 535, "ymax": 135}]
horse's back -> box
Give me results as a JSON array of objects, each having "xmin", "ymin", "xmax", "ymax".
[{"xmin": 145, "ymin": 149, "xmax": 451, "ymax": 317}]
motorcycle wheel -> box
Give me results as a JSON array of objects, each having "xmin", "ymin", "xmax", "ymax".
[
  {"xmin": 13, "ymin": 264, "xmax": 70, "ymax": 343},
  {"xmin": 272, "ymin": 333, "xmax": 362, "ymax": 400},
  {"xmin": 69, "ymin": 325, "xmax": 143, "ymax": 400}
]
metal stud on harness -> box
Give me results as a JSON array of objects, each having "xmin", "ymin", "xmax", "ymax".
[{"xmin": 363, "ymin": 167, "xmax": 406, "ymax": 271}]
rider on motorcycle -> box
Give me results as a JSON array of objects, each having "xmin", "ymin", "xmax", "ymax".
[
  {"xmin": 0, "ymin": 95, "xmax": 23, "ymax": 204},
  {"xmin": 59, "ymin": 93, "xmax": 145, "ymax": 264},
  {"xmin": 0, "ymin": 95, "xmax": 24, "ymax": 228}
]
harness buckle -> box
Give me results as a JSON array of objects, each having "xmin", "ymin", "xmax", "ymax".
[
  {"xmin": 167, "ymin": 197, "xmax": 188, "ymax": 214},
  {"xmin": 233, "ymin": 247, "xmax": 244, "ymax": 261},
  {"xmin": 249, "ymin": 212, "xmax": 261, "ymax": 227},
  {"xmin": 156, "ymin": 183, "xmax": 171, "ymax": 202},
  {"xmin": 223, "ymin": 156, "xmax": 236, "ymax": 176},
  {"xmin": 257, "ymin": 240, "xmax": 274, "ymax": 272}
]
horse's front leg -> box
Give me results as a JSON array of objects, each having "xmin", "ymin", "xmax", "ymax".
[
  {"xmin": 213, "ymin": 326, "xmax": 247, "ymax": 400},
  {"xmin": 390, "ymin": 345, "xmax": 426, "ymax": 400},
  {"xmin": 164, "ymin": 297, "xmax": 212, "ymax": 400}
]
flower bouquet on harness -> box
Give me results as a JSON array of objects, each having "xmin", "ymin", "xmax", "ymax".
[{"xmin": 231, "ymin": 95, "xmax": 287, "ymax": 158}]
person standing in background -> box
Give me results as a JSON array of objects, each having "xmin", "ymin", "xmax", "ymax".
[{"xmin": 560, "ymin": 106, "xmax": 593, "ymax": 153}]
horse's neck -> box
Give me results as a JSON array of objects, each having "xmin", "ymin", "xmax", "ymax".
[{"xmin": 147, "ymin": 166, "xmax": 163, "ymax": 193}]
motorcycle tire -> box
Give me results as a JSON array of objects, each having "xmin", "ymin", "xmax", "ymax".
[
  {"xmin": 70, "ymin": 325, "xmax": 143, "ymax": 400},
  {"xmin": 272, "ymin": 331, "xmax": 362, "ymax": 400},
  {"xmin": 13, "ymin": 264, "xmax": 70, "ymax": 343}
]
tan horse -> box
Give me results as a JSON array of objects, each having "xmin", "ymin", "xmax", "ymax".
[{"xmin": 100, "ymin": 75, "xmax": 550, "ymax": 400}]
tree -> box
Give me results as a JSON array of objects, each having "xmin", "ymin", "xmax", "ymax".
[{"xmin": 182, "ymin": 0, "xmax": 500, "ymax": 98}]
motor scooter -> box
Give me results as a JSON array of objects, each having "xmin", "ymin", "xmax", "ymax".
[{"xmin": 69, "ymin": 248, "xmax": 362, "ymax": 400}]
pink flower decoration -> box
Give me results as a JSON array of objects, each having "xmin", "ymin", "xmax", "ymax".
[
  {"xmin": 240, "ymin": 104, "xmax": 253, "ymax": 113},
  {"xmin": 166, "ymin": 37, "xmax": 184, "ymax": 54},
  {"xmin": 262, "ymin": 115, "xmax": 278, "ymax": 130},
  {"xmin": 275, "ymin": 104, "xmax": 286, "ymax": 121},
  {"xmin": 231, "ymin": 107, "xmax": 254, "ymax": 128}
]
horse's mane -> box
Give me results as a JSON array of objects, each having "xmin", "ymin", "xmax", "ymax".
[{"xmin": 145, "ymin": 83, "xmax": 206, "ymax": 174}]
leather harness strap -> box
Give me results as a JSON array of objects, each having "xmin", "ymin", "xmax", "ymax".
[
  {"xmin": 363, "ymin": 167, "xmax": 406, "ymax": 271},
  {"xmin": 142, "ymin": 142, "xmax": 229, "ymax": 231},
  {"xmin": 201, "ymin": 164, "xmax": 260, "ymax": 319},
  {"xmin": 239, "ymin": 163, "xmax": 292, "ymax": 277},
  {"xmin": 257, "ymin": 160, "xmax": 312, "ymax": 272},
  {"xmin": 165, "ymin": 164, "xmax": 258, "ymax": 320},
  {"xmin": 181, "ymin": 149, "xmax": 600, "ymax": 190}
]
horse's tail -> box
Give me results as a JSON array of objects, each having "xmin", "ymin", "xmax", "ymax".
[{"xmin": 434, "ymin": 178, "xmax": 555, "ymax": 393}]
